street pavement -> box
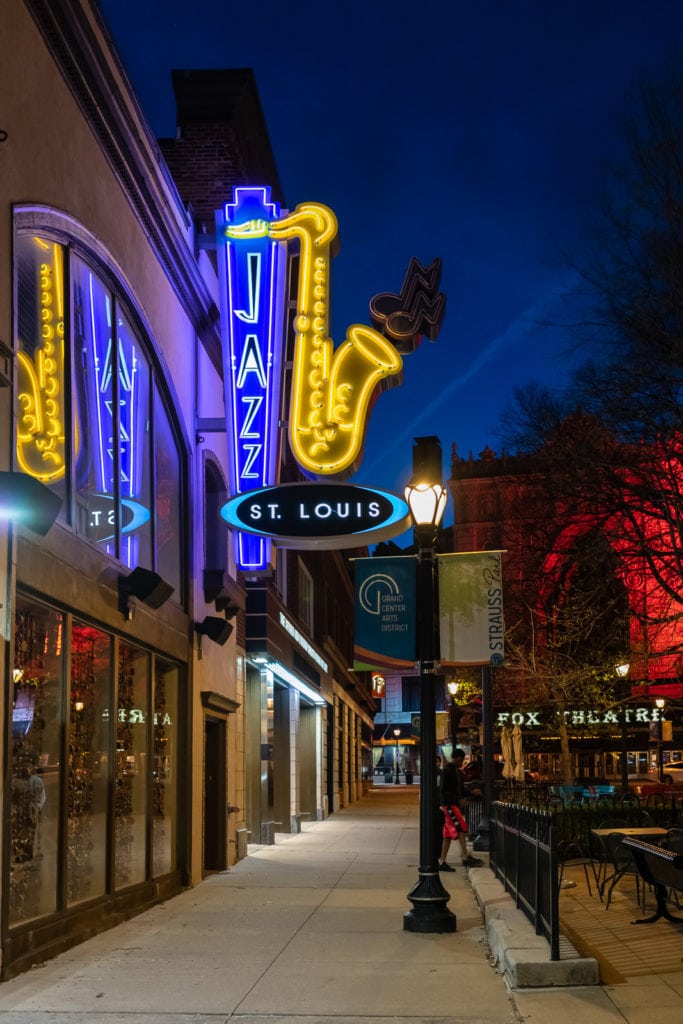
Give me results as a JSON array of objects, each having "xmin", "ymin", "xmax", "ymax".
[{"xmin": 0, "ymin": 786, "xmax": 680, "ymax": 1023}]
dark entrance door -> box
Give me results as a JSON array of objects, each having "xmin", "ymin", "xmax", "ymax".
[{"xmin": 203, "ymin": 716, "xmax": 227, "ymax": 872}]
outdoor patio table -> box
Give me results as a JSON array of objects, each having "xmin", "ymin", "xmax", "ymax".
[
  {"xmin": 591, "ymin": 827, "xmax": 668, "ymax": 841},
  {"xmin": 591, "ymin": 827, "xmax": 669, "ymax": 906}
]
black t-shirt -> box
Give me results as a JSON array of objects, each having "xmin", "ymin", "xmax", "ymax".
[{"xmin": 440, "ymin": 760, "xmax": 465, "ymax": 806}]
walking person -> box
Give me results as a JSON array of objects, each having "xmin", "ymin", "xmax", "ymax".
[{"xmin": 438, "ymin": 747, "xmax": 483, "ymax": 871}]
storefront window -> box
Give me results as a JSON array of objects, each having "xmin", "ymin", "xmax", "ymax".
[
  {"xmin": 153, "ymin": 659, "xmax": 179, "ymax": 876},
  {"xmin": 67, "ymin": 622, "xmax": 111, "ymax": 906},
  {"xmin": 115, "ymin": 642, "xmax": 149, "ymax": 888},
  {"xmin": 73, "ymin": 256, "xmax": 115, "ymax": 550},
  {"xmin": 9, "ymin": 599, "xmax": 64, "ymax": 925},
  {"xmin": 154, "ymin": 384, "xmax": 182, "ymax": 597},
  {"xmin": 118, "ymin": 309, "xmax": 152, "ymax": 571},
  {"xmin": 15, "ymin": 227, "xmax": 184, "ymax": 596}
]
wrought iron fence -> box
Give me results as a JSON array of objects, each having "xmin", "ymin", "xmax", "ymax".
[
  {"xmin": 490, "ymin": 802, "xmax": 560, "ymax": 960},
  {"xmin": 487, "ymin": 792, "xmax": 683, "ymax": 963}
]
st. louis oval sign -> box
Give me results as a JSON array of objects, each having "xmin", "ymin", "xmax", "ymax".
[{"xmin": 220, "ymin": 482, "xmax": 411, "ymax": 550}]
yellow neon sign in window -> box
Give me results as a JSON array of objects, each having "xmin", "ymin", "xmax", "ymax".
[{"xmin": 16, "ymin": 239, "xmax": 67, "ymax": 482}]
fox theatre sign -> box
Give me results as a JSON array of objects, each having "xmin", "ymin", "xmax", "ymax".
[
  {"xmin": 215, "ymin": 186, "xmax": 446, "ymax": 568},
  {"xmin": 496, "ymin": 706, "xmax": 667, "ymax": 729}
]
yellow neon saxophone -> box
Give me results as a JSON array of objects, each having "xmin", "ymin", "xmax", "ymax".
[
  {"xmin": 229, "ymin": 203, "xmax": 403, "ymax": 476},
  {"xmin": 16, "ymin": 240, "xmax": 67, "ymax": 482}
]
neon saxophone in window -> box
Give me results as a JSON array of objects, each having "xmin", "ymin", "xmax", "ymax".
[{"xmin": 16, "ymin": 239, "xmax": 67, "ymax": 482}]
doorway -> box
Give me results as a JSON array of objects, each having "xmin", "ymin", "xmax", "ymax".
[{"xmin": 203, "ymin": 715, "xmax": 227, "ymax": 872}]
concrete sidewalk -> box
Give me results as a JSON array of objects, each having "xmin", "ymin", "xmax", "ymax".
[{"xmin": 0, "ymin": 787, "xmax": 678, "ymax": 1024}]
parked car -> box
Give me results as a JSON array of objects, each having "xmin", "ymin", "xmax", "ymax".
[{"xmin": 650, "ymin": 760, "xmax": 683, "ymax": 784}]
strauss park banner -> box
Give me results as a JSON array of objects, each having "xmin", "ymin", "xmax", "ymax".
[{"xmin": 354, "ymin": 551, "xmax": 504, "ymax": 671}]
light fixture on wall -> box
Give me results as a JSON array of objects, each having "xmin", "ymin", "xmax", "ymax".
[
  {"xmin": 0, "ymin": 471, "xmax": 62, "ymax": 535},
  {"xmin": 195, "ymin": 615, "xmax": 233, "ymax": 647},
  {"xmin": 118, "ymin": 566, "xmax": 174, "ymax": 620}
]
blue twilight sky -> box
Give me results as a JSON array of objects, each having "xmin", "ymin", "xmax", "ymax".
[{"xmin": 99, "ymin": 0, "xmax": 683, "ymax": 520}]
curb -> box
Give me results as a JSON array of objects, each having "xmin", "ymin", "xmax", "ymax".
[{"xmin": 468, "ymin": 867, "xmax": 600, "ymax": 989}]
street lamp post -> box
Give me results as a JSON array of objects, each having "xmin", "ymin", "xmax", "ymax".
[
  {"xmin": 615, "ymin": 663, "xmax": 630, "ymax": 794},
  {"xmin": 655, "ymin": 697, "xmax": 666, "ymax": 782},
  {"xmin": 472, "ymin": 664, "xmax": 493, "ymax": 852},
  {"xmin": 447, "ymin": 679, "xmax": 459, "ymax": 744},
  {"xmin": 393, "ymin": 728, "xmax": 402, "ymax": 784},
  {"xmin": 403, "ymin": 436, "xmax": 456, "ymax": 934}
]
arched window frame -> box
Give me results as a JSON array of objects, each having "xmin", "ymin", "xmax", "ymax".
[{"xmin": 13, "ymin": 206, "xmax": 188, "ymax": 606}]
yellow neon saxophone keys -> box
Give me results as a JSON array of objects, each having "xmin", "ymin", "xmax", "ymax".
[
  {"xmin": 16, "ymin": 240, "xmax": 67, "ymax": 482},
  {"xmin": 268, "ymin": 202, "xmax": 403, "ymax": 477}
]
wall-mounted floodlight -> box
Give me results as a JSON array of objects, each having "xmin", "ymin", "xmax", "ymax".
[
  {"xmin": 0, "ymin": 471, "xmax": 62, "ymax": 535},
  {"xmin": 195, "ymin": 615, "xmax": 233, "ymax": 647},
  {"xmin": 118, "ymin": 567, "xmax": 174, "ymax": 620}
]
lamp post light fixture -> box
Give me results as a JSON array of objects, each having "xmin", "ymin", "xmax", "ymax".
[
  {"xmin": 403, "ymin": 436, "xmax": 456, "ymax": 934},
  {"xmin": 655, "ymin": 697, "xmax": 666, "ymax": 782},
  {"xmin": 393, "ymin": 728, "xmax": 402, "ymax": 784}
]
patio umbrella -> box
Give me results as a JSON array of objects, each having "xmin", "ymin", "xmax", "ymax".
[
  {"xmin": 500, "ymin": 725, "xmax": 515, "ymax": 780},
  {"xmin": 512, "ymin": 723, "xmax": 525, "ymax": 782}
]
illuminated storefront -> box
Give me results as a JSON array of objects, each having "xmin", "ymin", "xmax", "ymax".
[
  {"xmin": 0, "ymin": 5, "xmax": 373, "ymax": 978},
  {"xmin": 0, "ymin": 1, "xmax": 230, "ymax": 978}
]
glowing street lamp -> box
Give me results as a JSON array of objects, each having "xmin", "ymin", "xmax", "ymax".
[
  {"xmin": 403, "ymin": 436, "xmax": 456, "ymax": 934},
  {"xmin": 447, "ymin": 679, "xmax": 459, "ymax": 744},
  {"xmin": 393, "ymin": 728, "xmax": 402, "ymax": 784}
]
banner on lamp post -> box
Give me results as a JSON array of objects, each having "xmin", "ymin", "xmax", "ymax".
[
  {"xmin": 353, "ymin": 556, "xmax": 416, "ymax": 670},
  {"xmin": 438, "ymin": 551, "xmax": 505, "ymax": 666}
]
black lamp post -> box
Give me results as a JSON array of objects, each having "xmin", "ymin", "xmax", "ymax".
[
  {"xmin": 393, "ymin": 728, "xmax": 402, "ymax": 784},
  {"xmin": 655, "ymin": 697, "xmax": 666, "ymax": 782},
  {"xmin": 615, "ymin": 663, "xmax": 630, "ymax": 794},
  {"xmin": 403, "ymin": 436, "xmax": 456, "ymax": 934},
  {"xmin": 447, "ymin": 679, "xmax": 459, "ymax": 743},
  {"xmin": 472, "ymin": 664, "xmax": 493, "ymax": 852}
]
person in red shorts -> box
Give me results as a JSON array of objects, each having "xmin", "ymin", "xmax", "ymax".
[{"xmin": 438, "ymin": 748, "xmax": 483, "ymax": 871}]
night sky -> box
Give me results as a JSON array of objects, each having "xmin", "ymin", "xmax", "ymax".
[{"xmin": 99, "ymin": 0, "xmax": 683, "ymax": 524}]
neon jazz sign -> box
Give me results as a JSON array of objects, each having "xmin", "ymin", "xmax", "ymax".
[
  {"xmin": 216, "ymin": 187, "xmax": 288, "ymax": 571},
  {"xmin": 217, "ymin": 189, "xmax": 411, "ymax": 571}
]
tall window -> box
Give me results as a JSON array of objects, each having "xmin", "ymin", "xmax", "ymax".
[
  {"xmin": 298, "ymin": 559, "xmax": 314, "ymax": 633},
  {"xmin": 68, "ymin": 622, "xmax": 111, "ymax": 906},
  {"xmin": 9, "ymin": 600, "xmax": 64, "ymax": 925},
  {"xmin": 15, "ymin": 230, "xmax": 184, "ymax": 598}
]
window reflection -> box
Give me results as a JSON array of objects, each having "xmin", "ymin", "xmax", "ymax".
[
  {"xmin": 73, "ymin": 256, "xmax": 115, "ymax": 551},
  {"xmin": 67, "ymin": 622, "xmax": 111, "ymax": 906},
  {"xmin": 154, "ymin": 384, "xmax": 182, "ymax": 597},
  {"xmin": 10, "ymin": 600, "xmax": 64, "ymax": 925},
  {"xmin": 117, "ymin": 309, "xmax": 152, "ymax": 571},
  {"xmin": 153, "ymin": 660, "xmax": 179, "ymax": 876},
  {"xmin": 115, "ymin": 642, "xmax": 149, "ymax": 888}
]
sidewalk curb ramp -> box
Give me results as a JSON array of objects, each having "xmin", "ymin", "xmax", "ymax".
[{"xmin": 469, "ymin": 867, "xmax": 600, "ymax": 988}]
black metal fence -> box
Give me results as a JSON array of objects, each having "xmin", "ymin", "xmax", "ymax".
[
  {"xmin": 486, "ymin": 791, "xmax": 683, "ymax": 962},
  {"xmin": 489, "ymin": 802, "xmax": 560, "ymax": 960},
  {"xmin": 512, "ymin": 789, "xmax": 683, "ymax": 852}
]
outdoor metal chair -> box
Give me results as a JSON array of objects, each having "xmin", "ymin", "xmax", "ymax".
[
  {"xmin": 558, "ymin": 839, "xmax": 595, "ymax": 895},
  {"xmin": 600, "ymin": 832, "xmax": 644, "ymax": 910}
]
